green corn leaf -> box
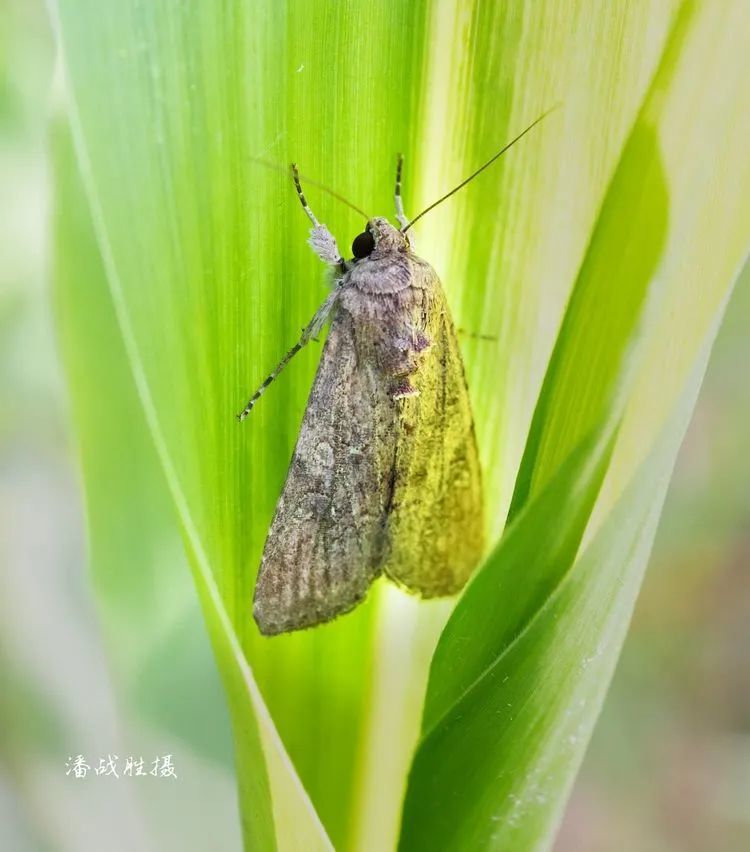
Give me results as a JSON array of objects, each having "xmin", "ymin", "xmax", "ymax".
[
  {"xmin": 51, "ymin": 0, "xmax": 429, "ymax": 847},
  {"xmin": 51, "ymin": 107, "xmax": 332, "ymax": 849},
  {"xmin": 401, "ymin": 2, "xmax": 750, "ymax": 849},
  {"xmin": 52, "ymin": 114, "xmax": 245, "ymax": 848},
  {"xmin": 49, "ymin": 0, "xmax": 750, "ymax": 849}
]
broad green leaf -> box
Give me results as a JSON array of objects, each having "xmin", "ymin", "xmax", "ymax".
[
  {"xmin": 52, "ymin": 115, "xmax": 225, "ymax": 744},
  {"xmin": 416, "ymin": 0, "xmax": 680, "ymax": 529},
  {"xmin": 401, "ymin": 344, "xmax": 721, "ymax": 851},
  {"xmin": 50, "ymin": 0, "xmax": 750, "ymax": 849},
  {"xmin": 51, "ymin": 115, "xmax": 274, "ymax": 849},
  {"xmin": 420, "ymin": 423, "xmax": 617, "ymax": 736},
  {"xmin": 51, "ymin": 0, "xmax": 428, "ymax": 846},
  {"xmin": 353, "ymin": 2, "xmax": 684, "ymax": 844},
  {"xmin": 401, "ymin": 2, "xmax": 750, "ymax": 849},
  {"xmin": 507, "ymin": 115, "xmax": 668, "ymax": 519}
]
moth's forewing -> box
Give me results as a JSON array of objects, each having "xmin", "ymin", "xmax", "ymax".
[
  {"xmin": 254, "ymin": 225, "xmax": 484, "ymax": 635},
  {"xmin": 382, "ymin": 278, "xmax": 484, "ymax": 596},
  {"xmin": 253, "ymin": 309, "xmax": 395, "ymax": 635}
]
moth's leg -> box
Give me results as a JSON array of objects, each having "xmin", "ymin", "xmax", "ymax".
[
  {"xmin": 394, "ymin": 154, "xmax": 409, "ymax": 230},
  {"xmin": 457, "ymin": 327, "xmax": 497, "ymax": 342},
  {"xmin": 237, "ymin": 290, "xmax": 339, "ymax": 421},
  {"xmin": 292, "ymin": 163, "xmax": 346, "ymax": 270}
]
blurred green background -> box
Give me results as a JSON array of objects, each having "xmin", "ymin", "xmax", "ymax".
[
  {"xmin": 556, "ymin": 265, "xmax": 750, "ymax": 852},
  {"xmin": 1, "ymin": 2, "xmax": 747, "ymax": 850}
]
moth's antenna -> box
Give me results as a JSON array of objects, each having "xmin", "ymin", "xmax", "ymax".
[
  {"xmin": 401, "ymin": 106, "xmax": 558, "ymax": 234},
  {"xmin": 251, "ymin": 157, "xmax": 370, "ymax": 221},
  {"xmin": 394, "ymin": 154, "xmax": 409, "ymax": 229},
  {"xmin": 291, "ymin": 163, "xmax": 321, "ymax": 226}
]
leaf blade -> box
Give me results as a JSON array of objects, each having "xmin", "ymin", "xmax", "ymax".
[{"xmin": 400, "ymin": 3, "xmax": 750, "ymax": 848}]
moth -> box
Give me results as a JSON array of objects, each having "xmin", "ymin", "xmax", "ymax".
[{"xmin": 239, "ymin": 113, "xmax": 551, "ymax": 636}]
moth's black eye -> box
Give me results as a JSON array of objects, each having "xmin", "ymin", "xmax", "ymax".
[{"xmin": 351, "ymin": 230, "xmax": 375, "ymax": 259}]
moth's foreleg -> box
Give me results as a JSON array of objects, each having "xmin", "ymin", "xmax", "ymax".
[
  {"xmin": 308, "ymin": 224, "xmax": 346, "ymax": 269},
  {"xmin": 291, "ymin": 163, "xmax": 346, "ymax": 269},
  {"xmin": 237, "ymin": 290, "xmax": 339, "ymax": 421}
]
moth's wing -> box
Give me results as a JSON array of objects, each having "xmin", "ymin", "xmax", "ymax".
[
  {"xmin": 383, "ymin": 286, "xmax": 484, "ymax": 596},
  {"xmin": 253, "ymin": 308, "xmax": 394, "ymax": 635}
]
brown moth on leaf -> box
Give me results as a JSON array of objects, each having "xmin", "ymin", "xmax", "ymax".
[{"xmin": 239, "ymin": 113, "xmax": 552, "ymax": 635}]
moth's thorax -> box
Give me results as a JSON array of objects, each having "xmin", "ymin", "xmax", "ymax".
[{"xmin": 345, "ymin": 216, "xmax": 436, "ymax": 296}]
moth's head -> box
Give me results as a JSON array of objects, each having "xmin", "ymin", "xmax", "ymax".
[{"xmin": 350, "ymin": 216, "xmax": 409, "ymax": 260}]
